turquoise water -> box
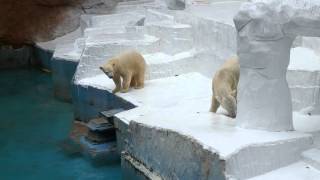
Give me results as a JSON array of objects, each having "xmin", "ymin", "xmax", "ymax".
[{"xmin": 0, "ymin": 68, "xmax": 122, "ymax": 180}]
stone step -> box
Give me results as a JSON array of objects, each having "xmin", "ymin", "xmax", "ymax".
[
  {"xmin": 82, "ymin": 34, "xmax": 160, "ymax": 63},
  {"xmin": 86, "ymin": 118, "xmax": 116, "ymax": 143},
  {"xmin": 86, "ymin": 117, "xmax": 114, "ymax": 131},
  {"xmin": 191, "ymin": 0, "xmax": 210, "ymax": 5},
  {"xmin": 290, "ymin": 86, "xmax": 320, "ymax": 111},
  {"xmin": 89, "ymin": 11, "xmax": 146, "ymax": 28},
  {"xmin": 100, "ymin": 108, "xmax": 125, "ymax": 124},
  {"xmin": 143, "ymin": 50, "xmax": 196, "ymax": 79},
  {"xmin": 117, "ymin": 0, "xmax": 156, "ymax": 6},
  {"xmin": 86, "ymin": 130, "xmax": 116, "ymax": 143},
  {"xmin": 114, "ymin": 0, "xmax": 161, "ymax": 13},
  {"xmin": 145, "ymin": 21, "xmax": 193, "ymax": 54},
  {"xmin": 84, "ymin": 27, "xmax": 126, "ymax": 37},
  {"xmin": 302, "ymin": 148, "xmax": 320, "ymax": 171},
  {"xmin": 145, "ymin": 9, "xmax": 174, "ymax": 23},
  {"xmin": 79, "ymin": 136, "xmax": 119, "ymax": 162},
  {"xmin": 85, "ymin": 27, "xmax": 145, "ymax": 41},
  {"xmin": 287, "ymin": 47, "xmax": 320, "ymax": 111}
]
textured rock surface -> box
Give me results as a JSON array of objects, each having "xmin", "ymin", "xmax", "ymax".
[
  {"xmin": 0, "ymin": 0, "xmax": 118, "ymax": 46},
  {"xmin": 45, "ymin": 1, "xmax": 320, "ymax": 179},
  {"xmin": 165, "ymin": 0, "xmax": 186, "ymax": 10},
  {"xmin": 234, "ymin": 0, "xmax": 320, "ymax": 131}
]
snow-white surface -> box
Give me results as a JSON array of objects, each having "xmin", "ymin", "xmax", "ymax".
[
  {"xmin": 86, "ymin": 34, "xmax": 158, "ymax": 45},
  {"xmin": 106, "ymin": 73, "xmax": 311, "ymax": 157},
  {"xmin": 77, "ymin": 73, "xmax": 114, "ymax": 90},
  {"xmin": 186, "ymin": 1, "xmax": 243, "ymax": 25},
  {"xmin": 111, "ymin": 73, "xmax": 313, "ymax": 179},
  {"xmin": 143, "ymin": 50, "xmax": 195, "ymax": 64},
  {"xmin": 248, "ymin": 162, "xmax": 320, "ymax": 180},
  {"xmin": 118, "ymin": 103, "xmax": 312, "ymax": 159},
  {"xmin": 79, "ymin": 73, "xmax": 211, "ymax": 106},
  {"xmin": 289, "ymin": 47, "xmax": 320, "ymax": 71},
  {"xmin": 293, "ymin": 112, "xmax": 320, "ymax": 133}
]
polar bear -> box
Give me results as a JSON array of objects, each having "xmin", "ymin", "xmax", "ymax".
[
  {"xmin": 100, "ymin": 50, "xmax": 146, "ymax": 93},
  {"xmin": 210, "ymin": 56, "xmax": 239, "ymax": 118}
]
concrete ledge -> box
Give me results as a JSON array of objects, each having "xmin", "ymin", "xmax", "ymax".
[
  {"xmin": 107, "ymin": 73, "xmax": 314, "ymax": 179},
  {"xmin": 127, "ymin": 121, "xmax": 225, "ymax": 180},
  {"xmin": 119, "ymin": 106, "xmax": 313, "ymax": 179},
  {"xmin": 121, "ymin": 152, "xmax": 162, "ymax": 180},
  {"xmin": 72, "ymin": 82, "xmax": 135, "ymax": 122},
  {"xmin": 88, "ymin": 11, "xmax": 146, "ymax": 28}
]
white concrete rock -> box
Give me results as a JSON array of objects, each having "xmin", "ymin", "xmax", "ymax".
[
  {"xmin": 81, "ymin": 0, "xmax": 119, "ymax": 14},
  {"xmin": 62, "ymin": 1, "xmax": 320, "ymax": 179},
  {"xmin": 234, "ymin": 0, "xmax": 320, "ymax": 131},
  {"xmin": 165, "ymin": 0, "xmax": 186, "ymax": 10},
  {"xmin": 88, "ymin": 11, "xmax": 146, "ymax": 28},
  {"xmin": 287, "ymin": 47, "xmax": 320, "ymax": 111}
]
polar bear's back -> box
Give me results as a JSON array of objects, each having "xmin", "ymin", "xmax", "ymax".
[
  {"xmin": 213, "ymin": 56, "xmax": 240, "ymax": 94},
  {"xmin": 220, "ymin": 56, "xmax": 239, "ymax": 75},
  {"xmin": 116, "ymin": 50, "xmax": 146, "ymax": 73}
]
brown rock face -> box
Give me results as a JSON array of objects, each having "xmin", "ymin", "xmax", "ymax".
[{"xmin": 0, "ymin": 0, "xmax": 84, "ymax": 46}]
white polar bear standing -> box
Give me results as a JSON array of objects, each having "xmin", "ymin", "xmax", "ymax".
[
  {"xmin": 100, "ymin": 50, "xmax": 146, "ymax": 94},
  {"xmin": 210, "ymin": 56, "xmax": 240, "ymax": 118}
]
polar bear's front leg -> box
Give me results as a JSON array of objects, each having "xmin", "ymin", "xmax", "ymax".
[
  {"xmin": 121, "ymin": 73, "xmax": 132, "ymax": 93},
  {"xmin": 134, "ymin": 71, "xmax": 145, "ymax": 89},
  {"xmin": 210, "ymin": 95, "xmax": 220, "ymax": 112},
  {"xmin": 112, "ymin": 74, "xmax": 121, "ymax": 94}
]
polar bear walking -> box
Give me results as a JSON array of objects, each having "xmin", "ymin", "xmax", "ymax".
[
  {"xmin": 100, "ymin": 50, "xmax": 146, "ymax": 93},
  {"xmin": 210, "ymin": 56, "xmax": 240, "ymax": 118}
]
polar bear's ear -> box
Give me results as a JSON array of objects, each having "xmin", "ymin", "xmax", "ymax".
[{"xmin": 110, "ymin": 58, "xmax": 117, "ymax": 67}]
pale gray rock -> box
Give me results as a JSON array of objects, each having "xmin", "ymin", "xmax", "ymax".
[
  {"xmin": 81, "ymin": 0, "xmax": 119, "ymax": 14},
  {"xmin": 234, "ymin": 0, "xmax": 320, "ymax": 131},
  {"xmin": 165, "ymin": 0, "xmax": 186, "ymax": 10}
]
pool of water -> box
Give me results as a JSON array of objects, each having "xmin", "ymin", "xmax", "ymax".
[{"xmin": 0, "ymin": 68, "xmax": 122, "ymax": 180}]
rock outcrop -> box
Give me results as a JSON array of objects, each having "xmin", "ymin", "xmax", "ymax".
[
  {"xmin": 0, "ymin": 0, "xmax": 118, "ymax": 46},
  {"xmin": 234, "ymin": 0, "xmax": 320, "ymax": 131}
]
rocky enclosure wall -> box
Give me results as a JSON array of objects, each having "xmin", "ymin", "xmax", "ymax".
[{"xmin": 0, "ymin": 0, "xmax": 118, "ymax": 46}]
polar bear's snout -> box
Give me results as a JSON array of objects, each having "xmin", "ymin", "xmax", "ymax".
[
  {"xmin": 106, "ymin": 72, "xmax": 113, "ymax": 79},
  {"xmin": 100, "ymin": 66, "xmax": 114, "ymax": 79}
]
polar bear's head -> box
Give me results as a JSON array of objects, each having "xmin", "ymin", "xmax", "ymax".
[
  {"xmin": 217, "ymin": 90, "xmax": 237, "ymax": 118},
  {"xmin": 100, "ymin": 59, "xmax": 117, "ymax": 79}
]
